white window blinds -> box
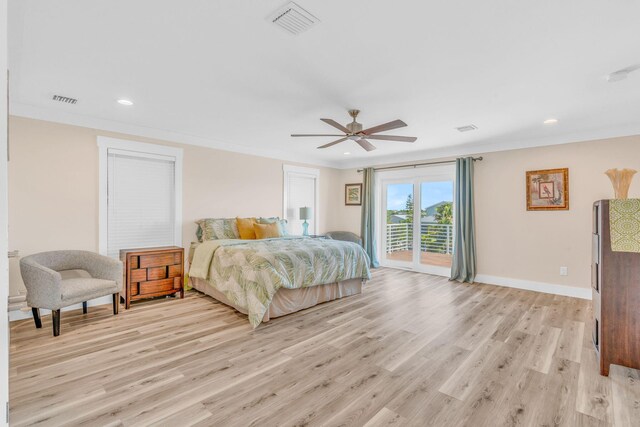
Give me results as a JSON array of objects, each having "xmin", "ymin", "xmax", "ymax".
[{"xmin": 105, "ymin": 149, "xmax": 177, "ymax": 258}]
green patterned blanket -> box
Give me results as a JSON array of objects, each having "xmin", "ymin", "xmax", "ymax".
[
  {"xmin": 610, "ymin": 199, "xmax": 640, "ymax": 253},
  {"xmin": 189, "ymin": 237, "xmax": 371, "ymax": 327}
]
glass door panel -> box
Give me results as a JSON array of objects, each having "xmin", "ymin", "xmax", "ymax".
[
  {"xmin": 378, "ymin": 164, "xmax": 455, "ymax": 275},
  {"xmin": 420, "ymin": 181, "xmax": 454, "ymax": 268},
  {"xmin": 384, "ymin": 182, "xmax": 414, "ymax": 266}
]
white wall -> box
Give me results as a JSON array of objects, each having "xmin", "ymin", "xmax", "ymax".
[{"xmin": 1, "ymin": 0, "xmax": 10, "ymax": 423}]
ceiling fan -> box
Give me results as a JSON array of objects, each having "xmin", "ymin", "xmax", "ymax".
[{"xmin": 292, "ymin": 109, "xmax": 417, "ymax": 152}]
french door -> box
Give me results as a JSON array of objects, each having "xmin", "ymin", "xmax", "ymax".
[{"xmin": 377, "ymin": 165, "xmax": 455, "ymax": 276}]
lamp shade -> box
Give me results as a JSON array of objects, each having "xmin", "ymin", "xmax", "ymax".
[{"xmin": 299, "ymin": 206, "xmax": 312, "ymax": 220}]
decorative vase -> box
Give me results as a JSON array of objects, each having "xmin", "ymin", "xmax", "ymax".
[{"xmin": 605, "ymin": 168, "xmax": 637, "ymax": 199}]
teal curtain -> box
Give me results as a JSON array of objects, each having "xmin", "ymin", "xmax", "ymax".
[
  {"xmin": 450, "ymin": 157, "xmax": 476, "ymax": 282},
  {"xmin": 361, "ymin": 167, "xmax": 379, "ymax": 267}
]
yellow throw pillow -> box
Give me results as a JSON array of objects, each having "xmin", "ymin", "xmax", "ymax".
[
  {"xmin": 236, "ymin": 217, "xmax": 257, "ymax": 240},
  {"xmin": 254, "ymin": 222, "xmax": 282, "ymax": 239}
]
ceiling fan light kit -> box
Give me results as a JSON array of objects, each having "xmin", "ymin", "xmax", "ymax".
[{"xmin": 292, "ymin": 109, "xmax": 417, "ymax": 152}]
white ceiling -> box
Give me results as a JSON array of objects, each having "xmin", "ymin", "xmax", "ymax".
[{"xmin": 8, "ymin": 0, "xmax": 640, "ymax": 168}]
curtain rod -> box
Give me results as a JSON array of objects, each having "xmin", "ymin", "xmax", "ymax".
[{"xmin": 357, "ymin": 156, "xmax": 483, "ymax": 173}]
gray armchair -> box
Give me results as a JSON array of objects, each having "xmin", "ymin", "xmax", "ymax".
[
  {"xmin": 20, "ymin": 250, "xmax": 123, "ymax": 336},
  {"xmin": 325, "ymin": 231, "xmax": 363, "ymax": 246}
]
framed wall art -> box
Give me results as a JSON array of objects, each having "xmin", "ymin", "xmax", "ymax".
[
  {"xmin": 345, "ymin": 183, "xmax": 362, "ymax": 206},
  {"xmin": 526, "ymin": 168, "xmax": 569, "ymax": 211}
]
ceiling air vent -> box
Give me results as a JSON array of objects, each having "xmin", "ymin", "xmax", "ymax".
[
  {"xmin": 456, "ymin": 124, "xmax": 477, "ymax": 133},
  {"xmin": 269, "ymin": 2, "xmax": 320, "ymax": 35},
  {"xmin": 52, "ymin": 95, "xmax": 78, "ymax": 104}
]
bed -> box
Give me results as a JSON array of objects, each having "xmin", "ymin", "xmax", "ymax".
[{"xmin": 188, "ymin": 236, "xmax": 371, "ymax": 327}]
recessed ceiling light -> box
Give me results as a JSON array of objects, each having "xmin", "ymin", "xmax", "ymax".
[
  {"xmin": 343, "ymin": 152, "xmax": 351, "ymax": 155},
  {"xmin": 543, "ymin": 118, "xmax": 558, "ymax": 124},
  {"xmin": 117, "ymin": 99, "xmax": 134, "ymax": 106}
]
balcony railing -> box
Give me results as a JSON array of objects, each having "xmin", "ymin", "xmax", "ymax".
[{"xmin": 386, "ymin": 222, "xmax": 453, "ymax": 255}]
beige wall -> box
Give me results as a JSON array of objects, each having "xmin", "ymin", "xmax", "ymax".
[
  {"xmin": 330, "ymin": 169, "xmax": 362, "ymax": 235},
  {"xmin": 475, "ymin": 135, "xmax": 640, "ymax": 290},
  {"xmin": 9, "ymin": 115, "xmax": 640, "ymax": 296},
  {"xmin": 7, "ymin": 117, "xmax": 343, "ymax": 296},
  {"xmin": 335, "ymin": 135, "xmax": 640, "ymax": 291}
]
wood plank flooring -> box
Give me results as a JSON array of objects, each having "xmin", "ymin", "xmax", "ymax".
[{"xmin": 9, "ymin": 268, "xmax": 639, "ymax": 426}]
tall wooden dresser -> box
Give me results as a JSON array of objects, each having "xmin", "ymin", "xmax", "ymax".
[
  {"xmin": 592, "ymin": 200, "xmax": 640, "ymax": 376},
  {"xmin": 120, "ymin": 246, "xmax": 184, "ymax": 309}
]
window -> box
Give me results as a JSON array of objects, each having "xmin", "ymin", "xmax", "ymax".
[
  {"xmin": 98, "ymin": 137, "xmax": 183, "ymax": 258},
  {"xmin": 283, "ymin": 165, "xmax": 320, "ymax": 235}
]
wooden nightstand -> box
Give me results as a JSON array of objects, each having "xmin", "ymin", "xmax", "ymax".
[{"xmin": 119, "ymin": 246, "xmax": 184, "ymax": 309}]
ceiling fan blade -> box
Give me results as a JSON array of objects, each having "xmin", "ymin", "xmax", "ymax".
[
  {"xmin": 291, "ymin": 134, "xmax": 346, "ymax": 137},
  {"xmin": 362, "ymin": 119, "xmax": 407, "ymax": 135},
  {"xmin": 317, "ymin": 137, "xmax": 348, "ymax": 149},
  {"xmin": 356, "ymin": 138, "xmax": 377, "ymax": 152},
  {"xmin": 320, "ymin": 118, "xmax": 351, "ymax": 134},
  {"xmin": 366, "ymin": 135, "xmax": 417, "ymax": 143}
]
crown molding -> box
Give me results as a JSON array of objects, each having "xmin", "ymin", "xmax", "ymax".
[
  {"xmin": 11, "ymin": 102, "xmax": 640, "ymax": 171},
  {"xmin": 9, "ymin": 102, "xmax": 339, "ymax": 169},
  {"xmin": 334, "ymin": 124, "xmax": 640, "ymax": 169}
]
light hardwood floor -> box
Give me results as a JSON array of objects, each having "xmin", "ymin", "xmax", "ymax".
[{"xmin": 9, "ymin": 268, "xmax": 640, "ymax": 426}]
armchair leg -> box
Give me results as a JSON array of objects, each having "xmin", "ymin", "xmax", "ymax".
[
  {"xmin": 32, "ymin": 308, "xmax": 42, "ymax": 329},
  {"xmin": 82, "ymin": 301, "xmax": 88, "ymax": 314},
  {"xmin": 113, "ymin": 293, "xmax": 119, "ymax": 315},
  {"xmin": 52, "ymin": 309, "xmax": 61, "ymax": 337}
]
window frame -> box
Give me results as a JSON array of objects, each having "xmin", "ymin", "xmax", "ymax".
[{"xmin": 97, "ymin": 136, "xmax": 183, "ymax": 256}]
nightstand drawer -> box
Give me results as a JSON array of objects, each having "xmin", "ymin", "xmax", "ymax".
[
  {"xmin": 140, "ymin": 278, "xmax": 175, "ymax": 295},
  {"xmin": 147, "ymin": 266, "xmax": 167, "ymax": 280},
  {"xmin": 130, "ymin": 268, "xmax": 147, "ymax": 282},
  {"xmin": 168, "ymin": 264, "xmax": 182, "ymax": 278},
  {"xmin": 140, "ymin": 253, "xmax": 177, "ymax": 269}
]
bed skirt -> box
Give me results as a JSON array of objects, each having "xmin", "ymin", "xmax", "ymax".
[{"xmin": 190, "ymin": 277, "xmax": 364, "ymax": 322}]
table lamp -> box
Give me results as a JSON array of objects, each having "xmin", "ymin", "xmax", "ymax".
[{"xmin": 299, "ymin": 207, "xmax": 312, "ymax": 236}]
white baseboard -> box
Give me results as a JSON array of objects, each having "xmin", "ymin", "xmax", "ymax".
[
  {"xmin": 474, "ymin": 274, "xmax": 592, "ymax": 300},
  {"xmin": 9, "ymin": 295, "xmax": 113, "ymax": 322}
]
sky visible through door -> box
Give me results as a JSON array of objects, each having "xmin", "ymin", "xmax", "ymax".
[{"xmin": 386, "ymin": 182, "xmax": 453, "ymax": 210}]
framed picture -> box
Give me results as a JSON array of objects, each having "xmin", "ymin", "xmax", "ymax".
[
  {"xmin": 526, "ymin": 168, "xmax": 569, "ymax": 211},
  {"xmin": 345, "ymin": 183, "xmax": 363, "ymax": 206}
]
